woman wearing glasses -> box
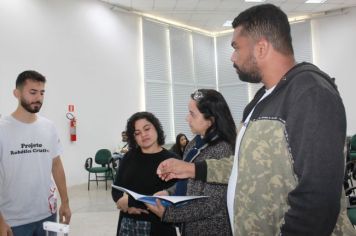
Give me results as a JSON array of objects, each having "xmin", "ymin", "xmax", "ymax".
[
  {"xmin": 148, "ymin": 89, "xmax": 236, "ymax": 235},
  {"xmin": 111, "ymin": 112, "xmax": 177, "ymax": 236}
]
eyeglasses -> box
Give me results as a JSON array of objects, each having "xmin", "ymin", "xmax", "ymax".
[{"xmin": 192, "ymin": 90, "xmax": 204, "ymax": 101}]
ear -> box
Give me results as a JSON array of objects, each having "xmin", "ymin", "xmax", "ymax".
[
  {"xmin": 255, "ymin": 37, "xmax": 269, "ymax": 59},
  {"xmin": 13, "ymin": 88, "xmax": 20, "ymax": 99}
]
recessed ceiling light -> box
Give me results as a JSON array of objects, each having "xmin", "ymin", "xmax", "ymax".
[
  {"xmin": 245, "ymin": 0, "xmax": 266, "ymax": 2},
  {"xmin": 223, "ymin": 20, "xmax": 232, "ymax": 27},
  {"xmin": 305, "ymin": 0, "xmax": 327, "ymax": 3}
]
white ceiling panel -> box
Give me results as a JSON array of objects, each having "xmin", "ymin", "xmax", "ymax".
[
  {"xmin": 106, "ymin": 0, "xmax": 132, "ymax": 6},
  {"xmin": 294, "ymin": 3, "xmax": 321, "ymax": 12},
  {"xmin": 103, "ymin": 0, "xmax": 356, "ymax": 32},
  {"xmin": 174, "ymin": 0, "xmax": 200, "ymax": 10},
  {"xmin": 280, "ymin": 2, "xmax": 304, "ymax": 12},
  {"xmin": 196, "ymin": 0, "xmax": 221, "ymax": 10},
  {"xmin": 170, "ymin": 12, "xmax": 193, "ymax": 22},
  {"xmin": 131, "ymin": 0, "xmax": 154, "ymax": 10},
  {"xmin": 153, "ymin": 0, "xmax": 177, "ymax": 10}
]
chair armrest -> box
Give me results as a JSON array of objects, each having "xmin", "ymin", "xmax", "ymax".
[{"xmin": 85, "ymin": 157, "xmax": 93, "ymax": 170}]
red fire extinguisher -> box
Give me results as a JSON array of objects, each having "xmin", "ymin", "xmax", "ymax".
[
  {"xmin": 66, "ymin": 105, "xmax": 77, "ymax": 142},
  {"xmin": 70, "ymin": 117, "xmax": 77, "ymax": 141}
]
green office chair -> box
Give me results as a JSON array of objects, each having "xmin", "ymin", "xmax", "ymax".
[
  {"xmin": 84, "ymin": 149, "xmax": 114, "ymax": 190},
  {"xmin": 350, "ymin": 135, "xmax": 356, "ymax": 161},
  {"xmin": 344, "ymin": 159, "xmax": 356, "ymax": 227},
  {"xmin": 346, "ymin": 185, "xmax": 356, "ymax": 227},
  {"xmin": 348, "ymin": 207, "xmax": 356, "ymax": 226}
]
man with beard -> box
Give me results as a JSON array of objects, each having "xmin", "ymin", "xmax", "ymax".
[
  {"xmin": 0, "ymin": 70, "xmax": 71, "ymax": 236},
  {"xmin": 156, "ymin": 4, "xmax": 354, "ymax": 236}
]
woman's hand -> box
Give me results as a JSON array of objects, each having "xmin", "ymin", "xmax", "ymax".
[
  {"xmin": 116, "ymin": 193, "xmax": 129, "ymax": 212},
  {"xmin": 127, "ymin": 207, "xmax": 149, "ymax": 215},
  {"xmin": 146, "ymin": 199, "xmax": 166, "ymax": 219},
  {"xmin": 116, "ymin": 193, "xmax": 149, "ymax": 215},
  {"xmin": 154, "ymin": 190, "xmax": 169, "ymax": 196}
]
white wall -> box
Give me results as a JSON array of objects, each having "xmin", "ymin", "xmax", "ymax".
[
  {"xmin": 1, "ymin": 0, "xmax": 355, "ymax": 187},
  {"xmin": 312, "ymin": 7, "xmax": 356, "ymax": 136},
  {"xmin": 0, "ymin": 0, "xmax": 142, "ymax": 186}
]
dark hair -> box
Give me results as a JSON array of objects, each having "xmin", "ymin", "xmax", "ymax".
[
  {"xmin": 175, "ymin": 133, "xmax": 188, "ymax": 150},
  {"xmin": 232, "ymin": 3, "xmax": 294, "ymax": 56},
  {"xmin": 170, "ymin": 133, "xmax": 189, "ymax": 158},
  {"xmin": 16, "ymin": 70, "xmax": 46, "ymax": 89},
  {"xmin": 191, "ymin": 89, "xmax": 237, "ymax": 150},
  {"xmin": 126, "ymin": 111, "xmax": 165, "ymax": 149}
]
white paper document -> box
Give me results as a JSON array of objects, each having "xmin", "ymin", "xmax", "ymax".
[{"xmin": 112, "ymin": 184, "xmax": 208, "ymax": 207}]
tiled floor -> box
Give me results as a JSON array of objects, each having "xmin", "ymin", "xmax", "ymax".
[{"xmin": 67, "ymin": 182, "xmax": 119, "ymax": 235}]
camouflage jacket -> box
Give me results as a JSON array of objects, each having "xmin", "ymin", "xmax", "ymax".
[{"xmin": 196, "ymin": 63, "xmax": 355, "ymax": 236}]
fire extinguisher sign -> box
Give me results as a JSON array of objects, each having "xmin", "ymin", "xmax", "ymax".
[
  {"xmin": 66, "ymin": 105, "xmax": 77, "ymax": 142},
  {"xmin": 68, "ymin": 105, "xmax": 74, "ymax": 113}
]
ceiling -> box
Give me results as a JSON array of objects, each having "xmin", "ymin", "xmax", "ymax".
[{"xmin": 101, "ymin": 0, "xmax": 356, "ymax": 33}]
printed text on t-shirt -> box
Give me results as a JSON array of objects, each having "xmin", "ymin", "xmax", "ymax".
[{"xmin": 10, "ymin": 143, "xmax": 49, "ymax": 155}]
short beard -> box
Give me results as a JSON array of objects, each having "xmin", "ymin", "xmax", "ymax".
[
  {"xmin": 233, "ymin": 63, "xmax": 262, "ymax": 84},
  {"xmin": 21, "ymin": 99, "xmax": 42, "ymax": 113}
]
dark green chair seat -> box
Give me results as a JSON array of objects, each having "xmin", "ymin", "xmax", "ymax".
[
  {"xmin": 344, "ymin": 155, "xmax": 356, "ymax": 228},
  {"xmin": 86, "ymin": 167, "xmax": 110, "ymax": 173},
  {"xmin": 348, "ymin": 207, "xmax": 356, "ymax": 225},
  {"xmin": 350, "ymin": 135, "xmax": 356, "ymax": 161},
  {"xmin": 345, "ymin": 184, "xmax": 356, "ymax": 228},
  {"xmin": 84, "ymin": 149, "xmax": 114, "ymax": 190}
]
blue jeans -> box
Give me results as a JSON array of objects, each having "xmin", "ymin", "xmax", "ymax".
[{"xmin": 11, "ymin": 214, "xmax": 57, "ymax": 236}]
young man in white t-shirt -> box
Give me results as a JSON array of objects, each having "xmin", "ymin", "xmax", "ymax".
[{"xmin": 0, "ymin": 70, "xmax": 71, "ymax": 236}]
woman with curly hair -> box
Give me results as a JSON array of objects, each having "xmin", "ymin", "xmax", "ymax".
[{"xmin": 112, "ymin": 111, "xmax": 176, "ymax": 236}]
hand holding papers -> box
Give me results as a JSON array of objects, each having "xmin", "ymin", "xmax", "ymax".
[{"xmin": 112, "ymin": 184, "xmax": 208, "ymax": 207}]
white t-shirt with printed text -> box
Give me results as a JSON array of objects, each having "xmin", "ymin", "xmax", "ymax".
[{"xmin": 0, "ymin": 115, "xmax": 63, "ymax": 227}]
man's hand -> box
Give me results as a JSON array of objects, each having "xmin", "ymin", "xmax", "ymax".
[
  {"xmin": 59, "ymin": 202, "xmax": 71, "ymax": 224},
  {"xmin": 52, "ymin": 156, "xmax": 71, "ymax": 224},
  {"xmin": 156, "ymin": 158, "xmax": 195, "ymax": 181},
  {"xmin": 0, "ymin": 213, "xmax": 13, "ymax": 236},
  {"xmin": 146, "ymin": 199, "xmax": 165, "ymax": 219}
]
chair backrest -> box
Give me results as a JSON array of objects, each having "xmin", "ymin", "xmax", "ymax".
[
  {"xmin": 351, "ymin": 135, "xmax": 356, "ymax": 151},
  {"xmin": 95, "ymin": 149, "xmax": 112, "ymax": 166}
]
